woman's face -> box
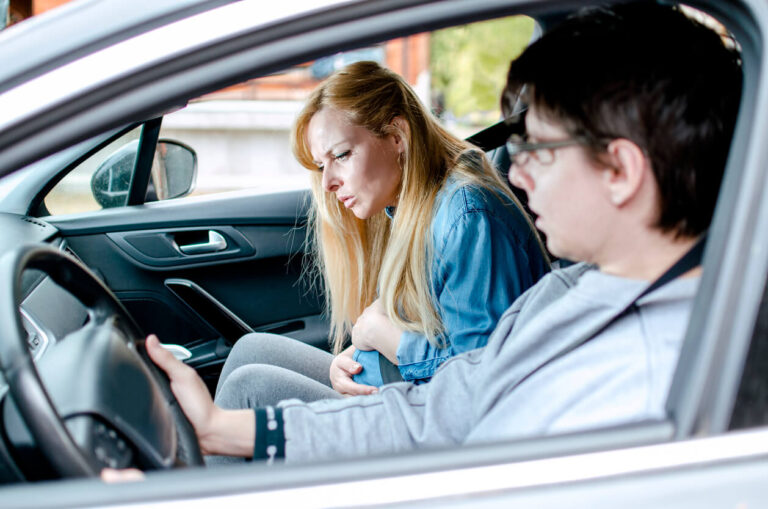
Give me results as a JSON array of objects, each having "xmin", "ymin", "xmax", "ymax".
[{"xmin": 308, "ymin": 107, "xmax": 403, "ymax": 220}]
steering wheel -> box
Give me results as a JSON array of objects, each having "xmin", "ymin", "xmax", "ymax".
[{"xmin": 0, "ymin": 245, "xmax": 202, "ymax": 478}]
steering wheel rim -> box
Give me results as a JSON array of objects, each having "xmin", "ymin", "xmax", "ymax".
[{"xmin": 0, "ymin": 244, "xmax": 202, "ymax": 477}]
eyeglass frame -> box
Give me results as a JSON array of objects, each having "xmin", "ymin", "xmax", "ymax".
[{"xmin": 505, "ymin": 134, "xmax": 593, "ymax": 167}]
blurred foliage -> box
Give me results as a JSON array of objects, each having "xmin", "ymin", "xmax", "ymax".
[{"xmin": 430, "ymin": 16, "xmax": 535, "ymax": 122}]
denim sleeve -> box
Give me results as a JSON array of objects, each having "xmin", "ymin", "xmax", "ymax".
[
  {"xmin": 396, "ymin": 207, "xmax": 541, "ymax": 382},
  {"xmin": 351, "ymin": 348, "xmax": 384, "ymax": 387}
]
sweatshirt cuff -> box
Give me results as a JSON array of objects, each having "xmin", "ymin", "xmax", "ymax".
[{"xmin": 253, "ymin": 406, "xmax": 285, "ymax": 464}]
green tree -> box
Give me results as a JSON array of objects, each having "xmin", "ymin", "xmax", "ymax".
[{"xmin": 431, "ymin": 16, "xmax": 535, "ymax": 125}]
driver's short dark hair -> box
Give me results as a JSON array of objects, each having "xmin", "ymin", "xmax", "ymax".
[{"xmin": 502, "ymin": 2, "xmax": 742, "ymax": 237}]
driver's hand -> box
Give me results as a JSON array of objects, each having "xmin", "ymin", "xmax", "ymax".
[
  {"xmin": 145, "ymin": 335, "xmax": 217, "ymax": 447},
  {"xmin": 329, "ymin": 345, "xmax": 378, "ymax": 396},
  {"xmin": 101, "ymin": 467, "xmax": 145, "ymax": 483},
  {"xmin": 145, "ymin": 334, "xmax": 254, "ymax": 457}
]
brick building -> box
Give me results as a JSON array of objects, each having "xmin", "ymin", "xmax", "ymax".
[{"xmin": 8, "ymin": 0, "xmax": 67, "ymax": 24}]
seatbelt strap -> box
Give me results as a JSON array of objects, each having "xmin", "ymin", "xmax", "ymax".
[
  {"xmin": 379, "ymin": 353, "xmax": 404, "ymax": 384},
  {"xmin": 511, "ymin": 233, "xmax": 707, "ymax": 391},
  {"xmin": 636, "ymin": 234, "xmax": 707, "ymax": 301},
  {"xmin": 383, "ymin": 234, "xmax": 706, "ymax": 388}
]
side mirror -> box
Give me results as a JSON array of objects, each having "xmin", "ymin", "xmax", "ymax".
[
  {"xmin": 148, "ymin": 140, "xmax": 197, "ymax": 201},
  {"xmin": 90, "ymin": 139, "xmax": 197, "ymax": 208},
  {"xmin": 90, "ymin": 140, "xmax": 138, "ymax": 209}
]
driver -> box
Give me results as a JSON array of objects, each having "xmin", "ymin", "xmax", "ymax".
[{"xmin": 115, "ymin": 2, "xmax": 742, "ymax": 467}]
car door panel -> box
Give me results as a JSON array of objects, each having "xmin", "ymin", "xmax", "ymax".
[
  {"xmin": 47, "ymin": 189, "xmax": 328, "ymax": 380},
  {"xmin": 106, "ymin": 226, "xmax": 257, "ymax": 268}
]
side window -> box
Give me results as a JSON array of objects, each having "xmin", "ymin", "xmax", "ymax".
[
  {"xmin": 43, "ymin": 15, "xmax": 534, "ymax": 214},
  {"xmin": 44, "ymin": 126, "xmax": 198, "ymax": 216},
  {"xmin": 44, "ymin": 126, "xmax": 143, "ymax": 215},
  {"xmin": 159, "ymin": 15, "xmax": 535, "ymax": 200}
]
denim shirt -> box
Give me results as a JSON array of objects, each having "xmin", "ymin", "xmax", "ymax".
[{"xmin": 353, "ymin": 177, "xmax": 550, "ymax": 386}]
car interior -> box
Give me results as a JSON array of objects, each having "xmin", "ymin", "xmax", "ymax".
[{"xmin": 0, "ymin": 0, "xmax": 765, "ymax": 506}]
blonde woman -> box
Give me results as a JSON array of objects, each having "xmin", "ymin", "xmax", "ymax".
[{"xmin": 211, "ymin": 62, "xmax": 548, "ymax": 451}]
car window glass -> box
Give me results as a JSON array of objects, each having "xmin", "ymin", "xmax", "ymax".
[
  {"xmin": 160, "ymin": 15, "xmax": 535, "ymax": 199},
  {"xmin": 41, "ymin": 15, "xmax": 534, "ymax": 213},
  {"xmin": 44, "ymin": 126, "xmax": 143, "ymax": 215}
]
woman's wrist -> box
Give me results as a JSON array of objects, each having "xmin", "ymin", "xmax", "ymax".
[
  {"xmin": 352, "ymin": 334, "xmax": 371, "ymax": 351},
  {"xmin": 198, "ymin": 407, "xmax": 256, "ymax": 457}
]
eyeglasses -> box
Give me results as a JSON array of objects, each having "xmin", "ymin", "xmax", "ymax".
[{"xmin": 505, "ymin": 134, "xmax": 590, "ymax": 167}]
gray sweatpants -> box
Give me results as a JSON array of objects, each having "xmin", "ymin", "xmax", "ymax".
[{"xmin": 207, "ymin": 332, "xmax": 342, "ymax": 465}]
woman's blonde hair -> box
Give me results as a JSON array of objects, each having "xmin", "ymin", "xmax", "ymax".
[{"xmin": 293, "ymin": 61, "xmax": 540, "ymax": 354}]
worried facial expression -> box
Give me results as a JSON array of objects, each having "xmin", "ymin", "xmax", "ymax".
[
  {"xmin": 508, "ymin": 105, "xmax": 614, "ymax": 263},
  {"xmin": 308, "ymin": 107, "xmax": 403, "ymax": 220}
]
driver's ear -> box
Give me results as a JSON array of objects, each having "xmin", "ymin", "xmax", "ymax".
[{"xmin": 601, "ymin": 138, "xmax": 649, "ymax": 207}]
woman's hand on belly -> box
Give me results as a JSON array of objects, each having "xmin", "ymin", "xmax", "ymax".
[{"xmin": 330, "ymin": 345, "xmax": 378, "ymax": 396}]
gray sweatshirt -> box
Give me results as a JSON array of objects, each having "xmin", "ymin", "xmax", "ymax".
[{"xmin": 281, "ymin": 263, "xmax": 699, "ymax": 462}]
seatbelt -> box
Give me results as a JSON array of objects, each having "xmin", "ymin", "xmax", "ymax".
[
  {"xmin": 382, "ymin": 234, "xmax": 706, "ymax": 387},
  {"xmin": 379, "ymin": 353, "xmax": 404, "ymax": 384},
  {"xmin": 511, "ymin": 234, "xmax": 707, "ymax": 391}
]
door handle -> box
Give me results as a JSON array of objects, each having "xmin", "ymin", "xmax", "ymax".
[{"xmin": 175, "ymin": 230, "xmax": 227, "ymax": 255}]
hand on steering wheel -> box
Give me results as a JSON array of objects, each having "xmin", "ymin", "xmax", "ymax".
[{"xmin": 0, "ymin": 245, "xmax": 202, "ymax": 478}]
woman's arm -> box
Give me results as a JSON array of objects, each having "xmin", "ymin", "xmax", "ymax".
[
  {"xmin": 395, "ymin": 190, "xmax": 548, "ymax": 381},
  {"xmin": 351, "ymin": 299, "xmax": 403, "ymax": 364}
]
